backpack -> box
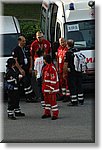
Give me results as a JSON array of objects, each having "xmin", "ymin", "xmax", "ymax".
[
  {"xmin": 4, "ymin": 79, "xmax": 14, "ymax": 91},
  {"xmin": 74, "ymin": 51, "xmax": 87, "ymax": 72}
]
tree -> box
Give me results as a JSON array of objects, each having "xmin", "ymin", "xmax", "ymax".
[{"xmin": 19, "ymin": 20, "xmax": 40, "ymax": 45}]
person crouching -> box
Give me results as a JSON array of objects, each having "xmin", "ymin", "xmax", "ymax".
[{"xmin": 42, "ymin": 55, "xmax": 59, "ymax": 120}]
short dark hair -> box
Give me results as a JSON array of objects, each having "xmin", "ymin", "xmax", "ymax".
[
  {"xmin": 67, "ymin": 39, "xmax": 74, "ymax": 48},
  {"xmin": 6, "ymin": 58, "xmax": 16, "ymax": 68},
  {"xmin": 18, "ymin": 35, "xmax": 25, "ymax": 42},
  {"xmin": 43, "ymin": 55, "xmax": 52, "ymax": 64},
  {"xmin": 18, "ymin": 37, "xmax": 22, "ymax": 41}
]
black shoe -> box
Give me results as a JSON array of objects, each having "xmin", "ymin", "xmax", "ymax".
[
  {"xmin": 8, "ymin": 114, "xmax": 16, "ymax": 120},
  {"xmin": 67, "ymin": 101, "xmax": 78, "ymax": 106},
  {"xmin": 57, "ymin": 95, "xmax": 65, "ymax": 101},
  {"xmin": 41, "ymin": 114, "xmax": 51, "ymax": 119},
  {"xmin": 15, "ymin": 112, "xmax": 25, "ymax": 117},
  {"xmin": 62, "ymin": 99, "xmax": 68, "ymax": 102},
  {"xmin": 32, "ymin": 97, "xmax": 41, "ymax": 103},
  {"xmin": 79, "ymin": 102, "xmax": 84, "ymax": 105},
  {"xmin": 63, "ymin": 96, "xmax": 70, "ymax": 102},
  {"xmin": 26, "ymin": 98, "xmax": 32, "ymax": 103},
  {"xmin": 26, "ymin": 98, "xmax": 38, "ymax": 103},
  {"xmin": 37, "ymin": 97, "xmax": 42, "ymax": 102},
  {"xmin": 51, "ymin": 116, "xmax": 58, "ymax": 120}
]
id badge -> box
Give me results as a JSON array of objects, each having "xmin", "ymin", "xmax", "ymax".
[{"xmin": 24, "ymin": 58, "xmax": 28, "ymax": 64}]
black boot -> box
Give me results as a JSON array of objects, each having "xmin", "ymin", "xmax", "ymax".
[
  {"xmin": 8, "ymin": 114, "xmax": 16, "ymax": 120},
  {"xmin": 67, "ymin": 95, "xmax": 78, "ymax": 106},
  {"xmin": 78, "ymin": 93, "xmax": 84, "ymax": 105},
  {"xmin": 14, "ymin": 108, "xmax": 25, "ymax": 117},
  {"xmin": 41, "ymin": 114, "xmax": 51, "ymax": 119},
  {"xmin": 63, "ymin": 96, "xmax": 70, "ymax": 102},
  {"xmin": 51, "ymin": 116, "xmax": 58, "ymax": 120},
  {"xmin": 15, "ymin": 112, "xmax": 25, "ymax": 117},
  {"xmin": 67, "ymin": 101, "xmax": 78, "ymax": 106}
]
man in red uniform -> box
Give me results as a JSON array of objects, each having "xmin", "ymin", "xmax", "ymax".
[
  {"xmin": 30, "ymin": 31, "xmax": 51, "ymax": 101},
  {"xmin": 30, "ymin": 31, "xmax": 51, "ymax": 61},
  {"xmin": 56, "ymin": 37, "xmax": 70, "ymax": 101},
  {"xmin": 42, "ymin": 55, "xmax": 59, "ymax": 120}
]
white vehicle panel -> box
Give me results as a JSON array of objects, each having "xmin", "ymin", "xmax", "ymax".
[
  {"xmin": 80, "ymin": 50, "xmax": 95, "ymax": 72},
  {"xmin": 0, "ymin": 56, "xmax": 12, "ymax": 73}
]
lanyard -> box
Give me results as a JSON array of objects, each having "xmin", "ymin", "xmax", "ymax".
[
  {"xmin": 22, "ymin": 48, "xmax": 28, "ymax": 64},
  {"xmin": 22, "ymin": 48, "xmax": 27, "ymax": 59}
]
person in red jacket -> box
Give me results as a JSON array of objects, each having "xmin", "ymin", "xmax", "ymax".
[
  {"xmin": 42, "ymin": 55, "xmax": 59, "ymax": 120},
  {"xmin": 56, "ymin": 37, "xmax": 70, "ymax": 102},
  {"xmin": 30, "ymin": 31, "xmax": 51, "ymax": 61},
  {"xmin": 30, "ymin": 31, "xmax": 51, "ymax": 101}
]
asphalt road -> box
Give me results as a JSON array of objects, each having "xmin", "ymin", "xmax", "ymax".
[{"xmin": 1, "ymin": 93, "xmax": 95, "ymax": 143}]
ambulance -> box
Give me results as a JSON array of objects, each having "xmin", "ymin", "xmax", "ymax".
[
  {"xmin": 41, "ymin": 0, "xmax": 95, "ymax": 86},
  {"xmin": 0, "ymin": 16, "xmax": 20, "ymax": 91},
  {"xmin": 0, "ymin": 16, "xmax": 20, "ymax": 73}
]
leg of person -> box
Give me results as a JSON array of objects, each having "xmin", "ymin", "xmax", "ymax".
[
  {"xmin": 58, "ymin": 73, "xmax": 65, "ymax": 101},
  {"xmin": 41, "ymin": 93, "xmax": 45, "ymax": 109},
  {"xmin": 14, "ymin": 90, "xmax": 25, "ymax": 117},
  {"xmin": 37, "ymin": 77, "xmax": 43, "ymax": 101},
  {"xmin": 42, "ymin": 93, "xmax": 51, "ymax": 119},
  {"xmin": 65, "ymin": 85, "xmax": 70, "ymax": 102},
  {"xmin": 63, "ymin": 77, "xmax": 70, "ymax": 102},
  {"xmin": 76, "ymin": 72, "xmax": 84, "ymax": 105},
  {"xmin": 61, "ymin": 73, "xmax": 66, "ymax": 98},
  {"xmin": 41, "ymin": 99, "xmax": 45, "ymax": 109},
  {"xmin": 67, "ymin": 72, "xmax": 78, "ymax": 106},
  {"xmin": 31, "ymin": 72, "xmax": 40, "ymax": 101},
  {"xmin": 66, "ymin": 73, "xmax": 70, "ymax": 101},
  {"xmin": 50, "ymin": 93, "xmax": 59, "ymax": 120},
  {"xmin": 7, "ymin": 91, "xmax": 16, "ymax": 120},
  {"xmin": 22, "ymin": 76, "xmax": 35, "ymax": 102}
]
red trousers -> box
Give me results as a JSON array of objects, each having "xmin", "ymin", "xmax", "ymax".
[
  {"xmin": 43, "ymin": 93, "xmax": 59, "ymax": 117},
  {"xmin": 59, "ymin": 72, "xmax": 70, "ymax": 96}
]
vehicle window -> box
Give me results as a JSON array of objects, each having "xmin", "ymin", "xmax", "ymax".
[
  {"xmin": 1, "ymin": 34, "xmax": 19, "ymax": 56},
  {"xmin": 64, "ymin": 20, "xmax": 95, "ymax": 50}
]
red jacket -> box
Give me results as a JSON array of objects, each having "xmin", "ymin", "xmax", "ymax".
[
  {"xmin": 57, "ymin": 46, "xmax": 68, "ymax": 73},
  {"xmin": 30, "ymin": 39, "xmax": 51, "ymax": 60},
  {"xmin": 42, "ymin": 63, "xmax": 59, "ymax": 93}
]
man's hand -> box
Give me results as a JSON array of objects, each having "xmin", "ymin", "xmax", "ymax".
[
  {"xmin": 14, "ymin": 58, "xmax": 25, "ymax": 76},
  {"xmin": 20, "ymin": 69, "xmax": 25, "ymax": 76}
]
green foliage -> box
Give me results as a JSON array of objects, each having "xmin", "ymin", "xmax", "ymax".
[
  {"xmin": 3, "ymin": 3, "xmax": 41, "ymax": 45},
  {"xmin": 3, "ymin": 4, "xmax": 41, "ymax": 20},
  {"xmin": 19, "ymin": 20, "xmax": 40, "ymax": 45}
]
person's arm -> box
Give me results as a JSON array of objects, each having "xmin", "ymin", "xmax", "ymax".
[
  {"xmin": 49, "ymin": 66, "xmax": 59, "ymax": 93},
  {"xmin": 14, "ymin": 58, "xmax": 25, "ymax": 76},
  {"xmin": 34, "ymin": 59, "xmax": 38, "ymax": 78},
  {"xmin": 30, "ymin": 42, "xmax": 35, "ymax": 69},
  {"xmin": 63, "ymin": 62, "xmax": 68, "ymax": 73},
  {"xmin": 12, "ymin": 48, "xmax": 25, "ymax": 76},
  {"xmin": 56, "ymin": 57, "xmax": 59, "ymax": 72},
  {"xmin": 63, "ymin": 52, "xmax": 70, "ymax": 79},
  {"xmin": 29, "ymin": 56, "xmax": 33, "ymax": 73}
]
